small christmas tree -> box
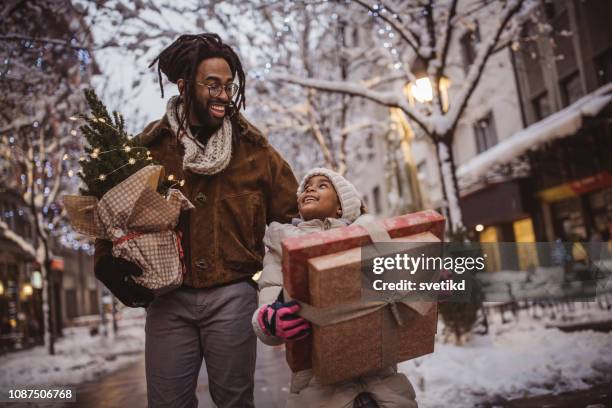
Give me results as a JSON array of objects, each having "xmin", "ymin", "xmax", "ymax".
[{"xmin": 77, "ymin": 89, "xmax": 171, "ymax": 198}]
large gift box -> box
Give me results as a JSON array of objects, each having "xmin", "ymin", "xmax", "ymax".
[
  {"xmin": 281, "ymin": 210, "xmax": 444, "ymax": 383},
  {"xmin": 63, "ymin": 165, "xmax": 193, "ymax": 293}
]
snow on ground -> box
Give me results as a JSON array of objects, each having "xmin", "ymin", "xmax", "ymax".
[
  {"xmin": 399, "ymin": 301, "xmax": 612, "ymax": 408},
  {"xmin": 0, "ymin": 308, "xmax": 146, "ymax": 388}
]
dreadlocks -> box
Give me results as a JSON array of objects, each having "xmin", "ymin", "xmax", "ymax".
[{"xmin": 149, "ymin": 33, "xmax": 247, "ymax": 141}]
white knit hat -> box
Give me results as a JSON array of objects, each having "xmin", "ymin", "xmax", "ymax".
[{"xmin": 297, "ymin": 167, "xmax": 362, "ymax": 222}]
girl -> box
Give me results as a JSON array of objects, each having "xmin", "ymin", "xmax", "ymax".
[{"xmin": 252, "ymin": 168, "xmax": 418, "ymax": 408}]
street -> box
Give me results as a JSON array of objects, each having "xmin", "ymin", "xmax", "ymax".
[
  {"xmin": 71, "ymin": 343, "xmax": 291, "ymax": 408},
  {"xmin": 70, "ymin": 342, "xmax": 612, "ymax": 408}
]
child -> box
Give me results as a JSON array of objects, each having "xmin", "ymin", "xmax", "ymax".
[{"xmin": 252, "ymin": 168, "xmax": 418, "ymax": 408}]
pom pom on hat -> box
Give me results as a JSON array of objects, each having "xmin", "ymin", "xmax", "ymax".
[{"xmin": 297, "ymin": 168, "xmax": 362, "ymax": 222}]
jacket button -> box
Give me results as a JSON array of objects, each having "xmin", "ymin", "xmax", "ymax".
[
  {"xmin": 195, "ymin": 259, "xmax": 209, "ymax": 270},
  {"xmin": 195, "ymin": 192, "xmax": 207, "ymax": 204}
]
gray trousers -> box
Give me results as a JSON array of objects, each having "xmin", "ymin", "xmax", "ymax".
[{"xmin": 145, "ymin": 281, "xmax": 258, "ymax": 408}]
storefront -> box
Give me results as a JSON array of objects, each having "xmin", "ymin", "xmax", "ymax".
[
  {"xmin": 0, "ymin": 240, "xmax": 43, "ymax": 354},
  {"xmin": 460, "ymin": 178, "xmax": 540, "ymax": 271}
]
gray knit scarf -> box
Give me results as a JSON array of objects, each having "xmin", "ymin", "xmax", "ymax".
[{"xmin": 166, "ymin": 96, "xmax": 233, "ymax": 175}]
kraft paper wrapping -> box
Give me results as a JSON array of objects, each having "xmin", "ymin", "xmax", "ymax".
[
  {"xmin": 63, "ymin": 165, "xmax": 194, "ymax": 293},
  {"xmin": 282, "ymin": 210, "xmax": 445, "ymax": 373},
  {"xmin": 286, "ymin": 232, "xmax": 439, "ymax": 385}
]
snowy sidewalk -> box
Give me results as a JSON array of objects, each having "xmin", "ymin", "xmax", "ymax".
[
  {"xmin": 0, "ymin": 309, "xmax": 146, "ymax": 389},
  {"xmin": 399, "ymin": 302, "xmax": 612, "ymax": 407}
]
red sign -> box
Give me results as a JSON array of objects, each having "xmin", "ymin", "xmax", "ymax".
[
  {"xmin": 50, "ymin": 258, "xmax": 65, "ymax": 271},
  {"xmin": 569, "ymin": 171, "xmax": 612, "ymax": 195}
]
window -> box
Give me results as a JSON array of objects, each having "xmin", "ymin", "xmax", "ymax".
[
  {"xmin": 460, "ymin": 23, "xmax": 480, "ymax": 71},
  {"xmin": 65, "ymin": 289, "xmax": 78, "ymax": 318},
  {"xmin": 595, "ymin": 50, "xmax": 612, "ymax": 87},
  {"xmin": 372, "ymin": 186, "xmax": 381, "ymax": 214},
  {"xmin": 89, "ymin": 289, "xmax": 99, "ymax": 315},
  {"xmin": 532, "ymin": 92, "xmax": 552, "ymax": 121},
  {"xmin": 474, "ymin": 112, "xmax": 498, "ymax": 153},
  {"xmin": 561, "ymin": 73, "xmax": 584, "ymax": 107},
  {"xmin": 417, "ymin": 161, "xmax": 428, "ymax": 183}
]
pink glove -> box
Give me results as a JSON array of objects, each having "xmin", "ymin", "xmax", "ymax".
[{"xmin": 257, "ymin": 300, "xmax": 311, "ymax": 341}]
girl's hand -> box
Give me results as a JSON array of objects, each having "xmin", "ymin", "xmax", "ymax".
[{"xmin": 257, "ymin": 300, "xmax": 311, "ymax": 341}]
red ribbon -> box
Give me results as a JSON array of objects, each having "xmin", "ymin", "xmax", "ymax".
[
  {"xmin": 112, "ymin": 231, "xmax": 143, "ymax": 246},
  {"xmin": 175, "ymin": 230, "xmax": 187, "ymax": 275}
]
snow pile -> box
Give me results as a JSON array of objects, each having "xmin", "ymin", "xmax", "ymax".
[
  {"xmin": 0, "ymin": 309, "xmax": 145, "ymax": 387},
  {"xmin": 399, "ymin": 305, "xmax": 612, "ymax": 407},
  {"xmin": 457, "ymin": 82, "xmax": 612, "ymax": 183}
]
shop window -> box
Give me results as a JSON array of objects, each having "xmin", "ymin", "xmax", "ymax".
[
  {"xmin": 553, "ymin": 197, "xmax": 586, "ymax": 240},
  {"xmin": 561, "ymin": 73, "xmax": 584, "ymax": 107},
  {"xmin": 595, "ymin": 49, "xmax": 612, "ymax": 87},
  {"xmin": 532, "ymin": 92, "xmax": 552, "ymax": 121},
  {"xmin": 513, "ymin": 218, "xmax": 539, "ymax": 271},
  {"xmin": 474, "ymin": 112, "xmax": 498, "ymax": 154},
  {"xmin": 65, "ymin": 289, "xmax": 78, "ymax": 318},
  {"xmin": 479, "ymin": 226, "xmax": 501, "ymax": 272},
  {"xmin": 89, "ymin": 289, "xmax": 99, "ymax": 315}
]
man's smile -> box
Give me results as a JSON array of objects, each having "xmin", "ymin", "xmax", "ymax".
[{"xmin": 209, "ymin": 103, "xmax": 226, "ymax": 118}]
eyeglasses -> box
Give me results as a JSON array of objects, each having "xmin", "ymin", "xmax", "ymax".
[{"xmin": 195, "ymin": 81, "xmax": 239, "ymax": 98}]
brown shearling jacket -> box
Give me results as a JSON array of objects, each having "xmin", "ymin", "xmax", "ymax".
[{"xmin": 94, "ymin": 113, "xmax": 298, "ymax": 288}]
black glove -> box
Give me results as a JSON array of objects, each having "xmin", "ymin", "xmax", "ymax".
[{"xmin": 94, "ymin": 255, "xmax": 154, "ymax": 308}]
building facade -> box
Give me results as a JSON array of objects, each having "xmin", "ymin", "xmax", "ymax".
[{"xmin": 411, "ymin": 0, "xmax": 611, "ymax": 271}]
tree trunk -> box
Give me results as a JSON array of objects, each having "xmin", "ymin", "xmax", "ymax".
[
  {"xmin": 41, "ymin": 257, "xmax": 55, "ymax": 355},
  {"xmin": 434, "ymin": 141, "xmax": 453, "ymax": 229},
  {"xmin": 445, "ymin": 138, "xmax": 465, "ymax": 233},
  {"xmin": 112, "ymin": 297, "xmax": 118, "ymax": 335},
  {"xmin": 438, "ymin": 140, "xmax": 464, "ymax": 234}
]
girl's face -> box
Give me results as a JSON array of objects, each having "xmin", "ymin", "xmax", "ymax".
[{"xmin": 298, "ymin": 175, "xmax": 342, "ymax": 221}]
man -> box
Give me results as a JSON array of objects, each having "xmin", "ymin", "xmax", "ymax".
[{"xmin": 94, "ymin": 33, "xmax": 298, "ymax": 408}]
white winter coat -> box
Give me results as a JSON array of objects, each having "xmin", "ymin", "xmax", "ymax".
[{"xmin": 252, "ymin": 216, "xmax": 418, "ymax": 408}]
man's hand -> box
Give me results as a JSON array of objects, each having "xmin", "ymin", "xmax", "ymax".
[
  {"xmin": 94, "ymin": 255, "xmax": 154, "ymax": 308},
  {"xmin": 257, "ymin": 300, "xmax": 311, "ymax": 341}
]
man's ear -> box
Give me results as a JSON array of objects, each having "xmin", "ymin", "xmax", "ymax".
[{"xmin": 177, "ymin": 79, "xmax": 185, "ymax": 95}]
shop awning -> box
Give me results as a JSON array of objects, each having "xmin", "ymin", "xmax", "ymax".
[{"xmin": 457, "ymin": 83, "xmax": 612, "ymax": 184}]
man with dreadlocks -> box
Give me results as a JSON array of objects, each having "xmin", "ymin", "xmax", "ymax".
[{"xmin": 93, "ymin": 33, "xmax": 299, "ymax": 408}]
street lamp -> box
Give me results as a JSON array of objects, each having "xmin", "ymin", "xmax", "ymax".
[
  {"xmin": 408, "ymin": 77, "xmax": 433, "ymax": 103},
  {"xmin": 406, "ymin": 76, "xmax": 451, "ymax": 109},
  {"xmin": 21, "ymin": 283, "xmax": 33, "ymax": 300}
]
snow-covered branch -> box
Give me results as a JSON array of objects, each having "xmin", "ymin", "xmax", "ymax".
[{"xmin": 269, "ymin": 72, "xmax": 430, "ymax": 133}]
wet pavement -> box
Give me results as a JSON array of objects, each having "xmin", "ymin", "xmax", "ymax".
[{"xmin": 71, "ymin": 343, "xmax": 291, "ymax": 408}]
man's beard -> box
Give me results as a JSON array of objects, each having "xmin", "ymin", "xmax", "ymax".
[{"xmin": 192, "ymin": 96, "xmax": 227, "ymax": 132}]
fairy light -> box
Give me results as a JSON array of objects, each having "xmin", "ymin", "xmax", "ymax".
[
  {"xmin": 62, "ymin": 154, "xmax": 69, "ymax": 161},
  {"xmin": 70, "ymin": 130, "xmax": 77, "ymax": 136},
  {"xmin": 124, "ymin": 145, "xmax": 131, "ymax": 152},
  {"xmin": 128, "ymin": 158, "xmax": 136, "ymax": 165},
  {"xmin": 99, "ymin": 174, "xmax": 106, "ymax": 181},
  {"xmin": 68, "ymin": 169, "xmax": 74, "ymax": 177},
  {"xmin": 167, "ymin": 174, "xmax": 175, "ymax": 181},
  {"xmin": 179, "ymin": 180, "xmax": 185, "ymax": 186}
]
